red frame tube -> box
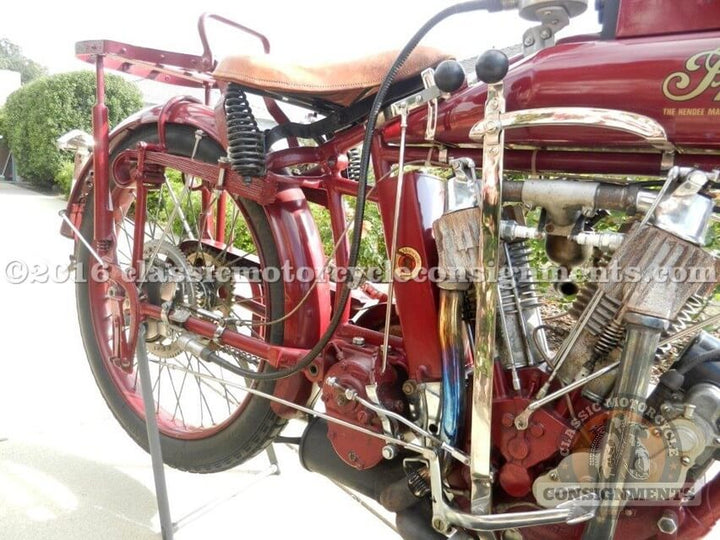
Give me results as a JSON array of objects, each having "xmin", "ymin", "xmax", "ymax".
[{"xmin": 92, "ymin": 56, "xmax": 112, "ymax": 255}]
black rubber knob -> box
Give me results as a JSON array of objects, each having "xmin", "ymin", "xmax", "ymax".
[
  {"xmin": 434, "ymin": 60, "xmax": 465, "ymax": 93},
  {"xmin": 475, "ymin": 49, "xmax": 509, "ymax": 84}
]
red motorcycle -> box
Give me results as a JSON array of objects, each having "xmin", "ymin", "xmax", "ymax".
[{"xmin": 60, "ymin": 1, "xmax": 720, "ymax": 538}]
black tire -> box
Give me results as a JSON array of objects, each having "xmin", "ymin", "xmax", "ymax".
[{"xmin": 75, "ymin": 125, "xmax": 287, "ymax": 473}]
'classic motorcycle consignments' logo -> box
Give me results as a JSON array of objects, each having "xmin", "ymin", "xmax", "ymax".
[{"xmin": 663, "ymin": 48, "xmax": 720, "ymax": 102}]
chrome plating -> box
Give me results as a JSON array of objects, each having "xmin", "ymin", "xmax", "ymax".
[
  {"xmin": 469, "ymin": 80, "xmax": 505, "ymax": 514},
  {"xmin": 469, "ymin": 107, "xmax": 673, "ymax": 152}
]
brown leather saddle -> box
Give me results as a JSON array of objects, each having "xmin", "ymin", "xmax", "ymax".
[{"xmin": 213, "ymin": 47, "xmax": 452, "ymax": 110}]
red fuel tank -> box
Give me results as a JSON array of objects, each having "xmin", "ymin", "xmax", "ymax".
[{"xmin": 384, "ymin": 29, "xmax": 720, "ymax": 176}]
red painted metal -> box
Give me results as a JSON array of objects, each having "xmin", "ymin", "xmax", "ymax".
[
  {"xmin": 92, "ymin": 56, "xmax": 112, "ymax": 255},
  {"xmin": 76, "ymin": 40, "xmax": 215, "ymax": 89},
  {"xmin": 263, "ymin": 187, "xmax": 331, "ymax": 346},
  {"xmin": 492, "ymin": 367, "xmax": 571, "ymax": 498},
  {"xmin": 140, "ymin": 303, "xmax": 306, "ymax": 367},
  {"xmin": 375, "ymin": 171, "xmax": 445, "ymax": 382},
  {"xmin": 216, "ymin": 190, "xmax": 227, "ymax": 243},
  {"xmin": 197, "ymin": 12, "xmax": 270, "ymax": 67},
  {"xmin": 385, "ymin": 31, "xmax": 720, "ymax": 166},
  {"xmin": 157, "ymin": 95, "xmax": 202, "ymax": 151},
  {"xmin": 67, "ymin": 4, "xmax": 720, "ymax": 531},
  {"xmin": 321, "ymin": 340, "xmax": 403, "ymax": 470},
  {"xmin": 615, "ymin": 0, "xmax": 720, "ymax": 38}
]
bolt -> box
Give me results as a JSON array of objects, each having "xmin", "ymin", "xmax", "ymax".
[
  {"xmin": 402, "ymin": 380, "xmax": 418, "ymax": 396},
  {"xmin": 348, "ymin": 451, "xmax": 358, "ymax": 463},
  {"xmin": 681, "ymin": 455, "xmax": 692, "ymax": 466},
  {"xmin": 624, "ymin": 509, "xmax": 635, "ymax": 517},
  {"xmin": 524, "ymin": 35, "xmax": 535, "ymax": 47},
  {"xmin": 382, "ymin": 444, "xmax": 398, "ymax": 460},
  {"xmin": 539, "ymin": 28, "xmax": 552, "ymax": 40},
  {"xmin": 502, "ymin": 413, "xmax": 515, "ymax": 428},
  {"xmin": 657, "ymin": 510, "xmax": 678, "ymax": 535},
  {"xmin": 683, "ymin": 403, "xmax": 696, "ymax": 419},
  {"xmin": 549, "ymin": 470, "xmax": 558, "ymax": 481},
  {"xmin": 432, "ymin": 518, "xmax": 447, "ymax": 533},
  {"xmin": 351, "ymin": 336, "xmax": 365, "ymax": 346},
  {"xmin": 653, "ymin": 428, "xmax": 662, "ymax": 437},
  {"xmin": 530, "ymin": 423, "xmax": 545, "ymax": 438},
  {"xmin": 502, "ymin": 530, "xmax": 523, "ymax": 540}
]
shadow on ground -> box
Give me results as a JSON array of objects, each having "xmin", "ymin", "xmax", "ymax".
[{"xmin": 0, "ymin": 440, "xmax": 158, "ymax": 539}]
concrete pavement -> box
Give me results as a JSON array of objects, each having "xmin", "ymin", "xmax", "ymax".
[{"xmin": 0, "ymin": 181, "xmax": 398, "ymax": 540}]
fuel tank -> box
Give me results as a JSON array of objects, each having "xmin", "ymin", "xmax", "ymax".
[{"xmin": 388, "ymin": 31, "xmax": 720, "ymax": 164}]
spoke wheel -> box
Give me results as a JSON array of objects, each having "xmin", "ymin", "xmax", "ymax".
[{"xmin": 75, "ymin": 125, "xmax": 287, "ymax": 472}]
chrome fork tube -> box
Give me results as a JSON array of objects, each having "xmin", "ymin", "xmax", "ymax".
[
  {"xmin": 581, "ymin": 312, "xmax": 668, "ymax": 540},
  {"xmin": 438, "ymin": 289, "xmax": 471, "ymax": 447},
  {"xmin": 470, "ymin": 81, "xmax": 506, "ymax": 514}
]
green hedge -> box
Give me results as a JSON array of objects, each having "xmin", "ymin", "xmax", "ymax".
[{"xmin": 1, "ymin": 71, "xmax": 143, "ymax": 187}]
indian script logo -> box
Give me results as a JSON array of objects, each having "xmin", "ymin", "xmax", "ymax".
[{"xmin": 663, "ymin": 48, "xmax": 720, "ymax": 102}]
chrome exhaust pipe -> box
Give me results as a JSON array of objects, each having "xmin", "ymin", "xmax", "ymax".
[{"xmin": 438, "ymin": 289, "xmax": 472, "ymax": 447}]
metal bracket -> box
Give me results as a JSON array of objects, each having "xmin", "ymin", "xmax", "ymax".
[
  {"xmin": 422, "ymin": 68, "xmax": 440, "ymax": 141},
  {"xmin": 445, "ymin": 158, "xmax": 478, "ymax": 212},
  {"xmin": 384, "ymin": 70, "xmax": 444, "ymax": 122},
  {"xmin": 522, "ymin": 6, "xmax": 570, "ymax": 55}
]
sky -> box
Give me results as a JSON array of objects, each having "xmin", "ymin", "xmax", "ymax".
[{"xmin": 2, "ymin": 1, "xmax": 601, "ymax": 74}]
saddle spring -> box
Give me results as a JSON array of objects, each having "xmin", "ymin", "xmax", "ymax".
[{"xmin": 225, "ymin": 83, "xmax": 266, "ymax": 178}]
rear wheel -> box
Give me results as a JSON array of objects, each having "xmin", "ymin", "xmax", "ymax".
[{"xmin": 75, "ymin": 125, "xmax": 287, "ymax": 472}]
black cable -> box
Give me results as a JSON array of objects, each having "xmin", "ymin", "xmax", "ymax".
[{"xmin": 212, "ymin": 0, "xmax": 503, "ymax": 381}]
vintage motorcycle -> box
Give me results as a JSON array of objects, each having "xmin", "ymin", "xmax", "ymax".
[{"xmin": 60, "ymin": 0, "xmax": 720, "ymax": 538}]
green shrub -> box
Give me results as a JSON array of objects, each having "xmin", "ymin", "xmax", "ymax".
[
  {"xmin": 55, "ymin": 161, "xmax": 75, "ymax": 197},
  {"xmin": 2, "ymin": 71, "xmax": 142, "ymax": 187}
]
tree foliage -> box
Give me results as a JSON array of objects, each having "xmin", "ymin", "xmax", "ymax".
[
  {"xmin": 2, "ymin": 71, "xmax": 143, "ymax": 186},
  {"xmin": 0, "ymin": 38, "xmax": 46, "ymax": 84}
]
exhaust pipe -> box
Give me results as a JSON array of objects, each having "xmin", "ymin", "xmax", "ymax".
[{"xmin": 299, "ymin": 418, "xmax": 442, "ymax": 538}]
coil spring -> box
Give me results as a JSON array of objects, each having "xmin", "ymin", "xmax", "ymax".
[
  {"xmin": 225, "ymin": 83, "xmax": 265, "ymax": 177},
  {"xmin": 570, "ymin": 254, "xmax": 624, "ymax": 357},
  {"xmin": 569, "ymin": 253, "xmax": 611, "ymax": 320},
  {"xmin": 347, "ymin": 147, "xmax": 362, "ymax": 181},
  {"xmin": 499, "ymin": 241, "xmax": 541, "ymax": 314},
  {"xmin": 655, "ymin": 294, "xmax": 708, "ymax": 362},
  {"xmin": 594, "ymin": 317, "xmax": 625, "ymax": 357}
]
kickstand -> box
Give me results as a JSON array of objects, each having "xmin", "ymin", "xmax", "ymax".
[
  {"xmin": 136, "ymin": 324, "xmax": 175, "ymax": 540},
  {"xmin": 135, "ymin": 324, "xmax": 281, "ymax": 539}
]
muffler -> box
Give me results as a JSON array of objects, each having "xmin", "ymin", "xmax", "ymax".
[{"xmin": 299, "ymin": 418, "xmax": 443, "ymax": 539}]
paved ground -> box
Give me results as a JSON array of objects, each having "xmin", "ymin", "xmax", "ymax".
[{"xmin": 0, "ymin": 181, "xmax": 398, "ymax": 540}]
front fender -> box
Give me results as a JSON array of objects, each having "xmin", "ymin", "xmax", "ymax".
[
  {"xmin": 61, "ymin": 99, "xmax": 325, "ymax": 414},
  {"xmin": 60, "ymin": 99, "xmax": 220, "ymax": 239},
  {"xmin": 264, "ymin": 186, "xmax": 331, "ymax": 417}
]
